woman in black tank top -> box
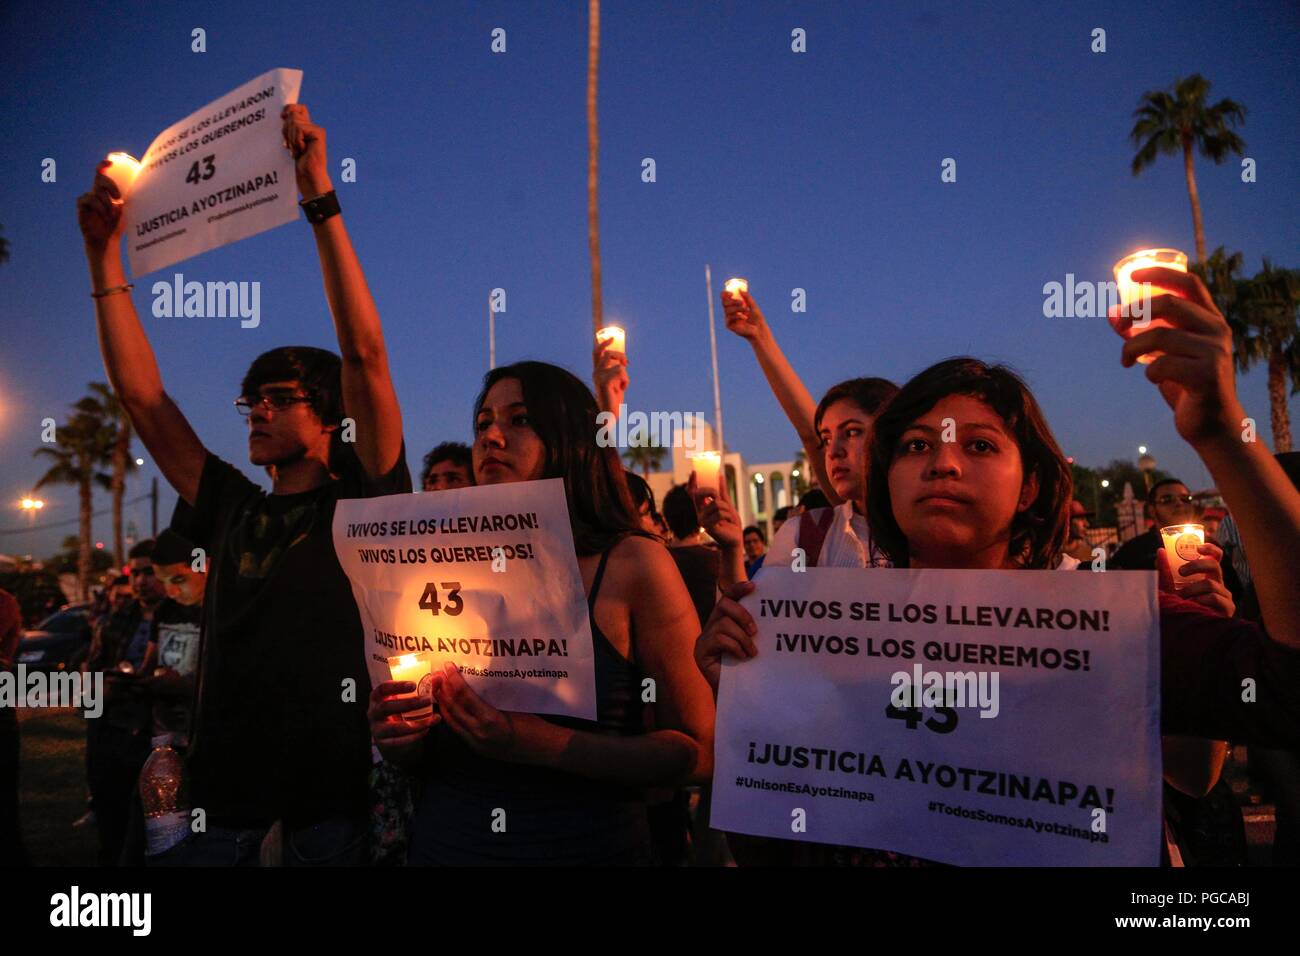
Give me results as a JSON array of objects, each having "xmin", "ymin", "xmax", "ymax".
[{"xmin": 369, "ymin": 362, "xmax": 716, "ymax": 865}]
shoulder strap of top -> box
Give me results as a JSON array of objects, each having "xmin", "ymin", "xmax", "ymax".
[
  {"xmin": 798, "ymin": 507, "xmax": 835, "ymax": 568},
  {"xmin": 588, "ymin": 547, "xmax": 615, "ymax": 611}
]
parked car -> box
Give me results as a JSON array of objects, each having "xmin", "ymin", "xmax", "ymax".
[{"xmin": 16, "ymin": 603, "xmax": 93, "ymax": 672}]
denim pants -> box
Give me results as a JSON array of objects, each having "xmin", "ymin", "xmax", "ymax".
[{"xmin": 150, "ymin": 815, "xmax": 367, "ymax": 866}]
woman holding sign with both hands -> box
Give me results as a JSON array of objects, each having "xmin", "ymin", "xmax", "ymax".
[
  {"xmin": 368, "ymin": 361, "xmax": 715, "ymax": 865},
  {"xmin": 697, "ymin": 265, "xmax": 1300, "ymax": 864}
]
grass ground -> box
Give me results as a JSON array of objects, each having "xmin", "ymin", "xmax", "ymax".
[{"xmin": 17, "ymin": 706, "xmax": 98, "ymax": 866}]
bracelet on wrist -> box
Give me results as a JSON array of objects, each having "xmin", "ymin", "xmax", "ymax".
[
  {"xmin": 91, "ymin": 283, "xmax": 134, "ymax": 299},
  {"xmin": 299, "ymin": 190, "xmax": 341, "ymax": 224}
]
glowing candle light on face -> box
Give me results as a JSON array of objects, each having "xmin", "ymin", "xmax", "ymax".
[
  {"xmin": 724, "ymin": 277, "xmax": 748, "ymax": 299},
  {"xmin": 596, "ymin": 325, "xmax": 626, "ymax": 355},
  {"xmin": 1113, "ymin": 248, "xmax": 1188, "ymax": 365},
  {"xmin": 387, "ymin": 653, "xmax": 435, "ymax": 720},
  {"xmin": 102, "ymin": 152, "xmax": 142, "ymax": 205},
  {"xmin": 689, "ymin": 451, "xmax": 722, "ymax": 492},
  {"xmin": 1160, "ymin": 523, "xmax": 1205, "ymax": 589}
]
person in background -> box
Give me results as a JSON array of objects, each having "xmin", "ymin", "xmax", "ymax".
[
  {"xmin": 421, "ymin": 441, "xmax": 474, "ymax": 491},
  {"xmin": 663, "ymin": 484, "xmax": 725, "ymax": 627},
  {"xmin": 771, "ymin": 505, "xmax": 795, "ymax": 535},
  {"xmin": 0, "ymin": 587, "xmax": 27, "ymax": 866},
  {"xmin": 1110, "ymin": 478, "xmax": 1199, "ymax": 570},
  {"xmin": 742, "ymin": 525, "xmax": 767, "ymax": 579},
  {"xmin": 1063, "ymin": 501, "xmax": 1096, "ymax": 564},
  {"xmin": 85, "ymin": 538, "xmax": 164, "ymax": 866},
  {"xmin": 1201, "ymin": 506, "xmax": 1225, "ymax": 543},
  {"xmin": 624, "ymin": 472, "xmax": 665, "ymax": 539}
]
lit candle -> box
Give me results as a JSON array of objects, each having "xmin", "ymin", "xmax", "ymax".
[
  {"xmin": 102, "ymin": 152, "xmax": 142, "ymax": 204},
  {"xmin": 596, "ymin": 325, "xmax": 626, "ymax": 355},
  {"xmin": 1159, "ymin": 523, "xmax": 1205, "ymax": 589},
  {"xmin": 689, "ymin": 451, "xmax": 722, "ymax": 492},
  {"xmin": 387, "ymin": 652, "xmax": 435, "ymax": 720},
  {"xmin": 724, "ymin": 277, "xmax": 748, "ymax": 299},
  {"xmin": 1112, "ymin": 248, "xmax": 1188, "ymax": 364}
]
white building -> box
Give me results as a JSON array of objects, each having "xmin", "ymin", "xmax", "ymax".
[{"xmin": 629, "ymin": 421, "xmax": 805, "ymax": 541}]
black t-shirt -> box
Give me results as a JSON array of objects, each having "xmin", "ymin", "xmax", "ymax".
[
  {"xmin": 185, "ymin": 449, "xmax": 410, "ymax": 827},
  {"xmin": 1110, "ymin": 528, "xmax": 1161, "ymax": 570}
]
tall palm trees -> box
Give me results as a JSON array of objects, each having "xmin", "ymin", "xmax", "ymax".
[
  {"xmin": 1129, "ymin": 74, "xmax": 1246, "ymax": 264},
  {"xmin": 33, "ymin": 411, "xmax": 111, "ymax": 599},
  {"xmin": 587, "ymin": 0, "xmax": 603, "ymax": 341},
  {"xmin": 1197, "ymin": 248, "xmax": 1300, "ymax": 452},
  {"xmin": 622, "ymin": 440, "xmax": 666, "ymax": 478},
  {"xmin": 80, "ymin": 383, "xmax": 137, "ymax": 566}
]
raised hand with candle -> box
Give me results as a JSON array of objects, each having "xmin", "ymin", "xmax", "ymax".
[
  {"xmin": 368, "ymin": 678, "xmax": 440, "ymax": 766},
  {"xmin": 1155, "ymin": 541, "xmax": 1235, "ymax": 618},
  {"xmin": 689, "ymin": 466, "xmax": 746, "ymax": 590},
  {"xmin": 1107, "ymin": 266, "xmax": 1240, "ymax": 446},
  {"xmin": 592, "ymin": 333, "xmax": 628, "ymax": 417},
  {"xmin": 1109, "ymin": 264, "xmax": 1300, "ymax": 648}
]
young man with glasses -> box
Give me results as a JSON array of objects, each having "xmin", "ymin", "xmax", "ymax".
[{"xmin": 77, "ymin": 103, "xmax": 409, "ymax": 865}]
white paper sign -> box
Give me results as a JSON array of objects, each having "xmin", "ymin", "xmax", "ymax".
[
  {"xmin": 711, "ymin": 567, "xmax": 1162, "ymax": 866},
  {"xmin": 333, "ymin": 479, "xmax": 597, "ymax": 720},
  {"xmin": 124, "ymin": 68, "xmax": 303, "ymax": 276}
]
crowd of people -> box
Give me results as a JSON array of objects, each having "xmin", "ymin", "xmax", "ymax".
[{"xmin": 23, "ymin": 101, "xmax": 1296, "ymax": 867}]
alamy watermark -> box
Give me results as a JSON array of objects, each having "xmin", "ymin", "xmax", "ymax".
[
  {"xmin": 596, "ymin": 404, "xmax": 707, "ymax": 450},
  {"xmin": 0, "ymin": 666, "xmax": 102, "ymax": 718},
  {"xmin": 152, "ymin": 272, "xmax": 260, "ymax": 328},
  {"xmin": 1042, "ymin": 275, "xmax": 1151, "ymax": 324}
]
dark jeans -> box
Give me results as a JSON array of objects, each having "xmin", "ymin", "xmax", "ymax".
[
  {"xmin": 150, "ymin": 815, "xmax": 367, "ymax": 866},
  {"xmin": 86, "ymin": 721, "xmax": 150, "ymax": 867},
  {"xmin": 0, "ymin": 707, "xmax": 29, "ymax": 866}
]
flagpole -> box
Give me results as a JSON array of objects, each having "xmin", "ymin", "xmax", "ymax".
[
  {"xmin": 705, "ymin": 264, "xmax": 723, "ymax": 452},
  {"xmin": 488, "ymin": 291, "xmax": 496, "ymax": 370}
]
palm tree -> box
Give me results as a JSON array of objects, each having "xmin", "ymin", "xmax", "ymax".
[
  {"xmin": 1130, "ymin": 75, "xmax": 1246, "ymax": 265},
  {"xmin": 622, "ymin": 433, "xmax": 666, "ymax": 477},
  {"xmin": 33, "ymin": 412, "xmax": 113, "ymax": 599},
  {"xmin": 586, "ymin": 0, "xmax": 603, "ymax": 342},
  {"xmin": 1197, "ymin": 248, "xmax": 1300, "ymax": 452},
  {"xmin": 78, "ymin": 383, "xmax": 137, "ymax": 566}
]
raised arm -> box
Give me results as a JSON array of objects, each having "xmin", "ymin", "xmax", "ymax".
[
  {"xmin": 722, "ymin": 289, "xmax": 837, "ymax": 502},
  {"xmin": 1114, "ymin": 267, "xmax": 1300, "ymax": 648},
  {"xmin": 78, "ymin": 169, "xmax": 207, "ymax": 505},
  {"xmin": 281, "ymin": 105, "xmax": 403, "ymax": 479}
]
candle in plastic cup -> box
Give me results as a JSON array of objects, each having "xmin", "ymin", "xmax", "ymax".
[
  {"xmin": 1160, "ymin": 523, "xmax": 1205, "ymax": 589},
  {"xmin": 689, "ymin": 451, "xmax": 722, "ymax": 492},
  {"xmin": 1113, "ymin": 248, "xmax": 1188, "ymax": 364},
  {"xmin": 103, "ymin": 152, "xmax": 142, "ymax": 204},
  {"xmin": 596, "ymin": 325, "xmax": 626, "ymax": 355},
  {"xmin": 724, "ymin": 277, "xmax": 749, "ymax": 299},
  {"xmin": 387, "ymin": 652, "xmax": 435, "ymax": 720}
]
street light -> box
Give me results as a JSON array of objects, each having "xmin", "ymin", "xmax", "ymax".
[{"xmin": 19, "ymin": 496, "xmax": 45, "ymax": 563}]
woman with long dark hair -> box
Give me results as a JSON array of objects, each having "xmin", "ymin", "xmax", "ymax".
[{"xmin": 369, "ymin": 361, "xmax": 715, "ymax": 864}]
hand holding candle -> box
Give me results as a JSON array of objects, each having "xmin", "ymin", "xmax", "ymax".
[
  {"xmin": 101, "ymin": 152, "xmax": 142, "ymax": 205},
  {"xmin": 387, "ymin": 653, "xmax": 435, "ymax": 720},
  {"xmin": 1160, "ymin": 523, "xmax": 1206, "ymax": 589},
  {"xmin": 596, "ymin": 325, "xmax": 626, "ymax": 356},
  {"xmin": 1112, "ymin": 248, "xmax": 1188, "ymax": 364},
  {"xmin": 724, "ymin": 277, "xmax": 748, "ymax": 300}
]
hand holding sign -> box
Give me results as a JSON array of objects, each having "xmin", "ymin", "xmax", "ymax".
[{"xmin": 280, "ymin": 103, "xmax": 333, "ymax": 200}]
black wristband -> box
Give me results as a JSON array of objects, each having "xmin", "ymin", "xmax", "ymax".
[{"xmin": 299, "ymin": 190, "xmax": 341, "ymax": 224}]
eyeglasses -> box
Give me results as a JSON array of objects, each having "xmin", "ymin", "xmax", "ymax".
[
  {"xmin": 1154, "ymin": 494, "xmax": 1195, "ymax": 506},
  {"xmin": 129, "ymin": 566, "xmax": 154, "ymax": 578},
  {"xmin": 234, "ymin": 391, "xmax": 314, "ymax": 417}
]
